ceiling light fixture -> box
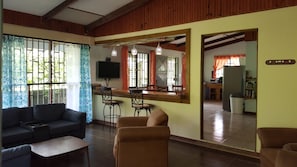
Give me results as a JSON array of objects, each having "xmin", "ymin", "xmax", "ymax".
[
  {"xmin": 131, "ymin": 45, "xmax": 138, "ymax": 56},
  {"xmin": 111, "ymin": 47, "xmax": 117, "ymax": 57},
  {"xmin": 155, "ymin": 42, "xmax": 162, "ymax": 55}
]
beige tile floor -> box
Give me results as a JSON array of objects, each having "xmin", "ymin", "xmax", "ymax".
[{"xmin": 203, "ymin": 101, "xmax": 256, "ymax": 151}]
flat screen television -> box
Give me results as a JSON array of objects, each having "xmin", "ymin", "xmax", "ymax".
[{"xmin": 96, "ymin": 61, "xmax": 120, "ymax": 78}]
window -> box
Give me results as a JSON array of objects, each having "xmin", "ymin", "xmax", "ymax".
[
  {"xmin": 215, "ymin": 57, "xmax": 240, "ymax": 78},
  {"xmin": 213, "ymin": 54, "xmax": 244, "ymax": 79},
  {"xmin": 167, "ymin": 57, "xmax": 180, "ymax": 88},
  {"xmin": 128, "ymin": 52, "xmax": 149, "ymax": 87},
  {"xmin": 127, "ymin": 51, "xmax": 181, "ymax": 89},
  {"xmin": 3, "ymin": 35, "xmax": 93, "ymax": 122},
  {"xmin": 26, "ymin": 38, "xmax": 67, "ymax": 106}
]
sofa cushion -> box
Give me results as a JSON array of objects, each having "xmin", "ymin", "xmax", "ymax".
[
  {"xmin": 18, "ymin": 107, "xmax": 33, "ymax": 123},
  {"xmin": 147, "ymin": 109, "xmax": 168, "ymax": 127},
  {"xmin": 2, "ymin": 108, "xmax": 19, "ymax": 129},
  {"xmin": 2, "ymin": 127, "xmax": 33, "ymax": 146},
  {"xmin": 47, "ymin": 120, "xmax": 80, "ymax": 137},
  {"xmin": 33, "ymin": 103, "xmax": 65, "ymax": 123}
]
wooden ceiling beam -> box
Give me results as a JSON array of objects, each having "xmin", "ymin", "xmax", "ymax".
[
  {"xmin": 204, "ymin": 37, "xmax": 245, "ymax": 51},
  {"xmin": 204, "ymin": 32, "xmax": 245, "ymax": 46},
  {"xmin": 42, "ymin": 0, "xmax": 78, "ymax": 21},
  {"xmin": 85, "ymin": 0, "xmax": 150, "ymax": 32}
]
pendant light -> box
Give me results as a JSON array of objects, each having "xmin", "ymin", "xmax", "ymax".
[
  {"xmin": 131, "ymin": 45, "xmax": 138, "ymax": 56},
  {"xmin": 155, "ymin": 42, "xmax": 162, "ymax": 55},
  {"xmin": 111, "ymin": 47, "xmax": 117, "ymax": 57}
]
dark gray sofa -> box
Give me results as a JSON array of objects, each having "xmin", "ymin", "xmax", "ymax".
[
  {"xmin": 2, "ymin": 144, "xmax": 31, "ymax": 167},
  {"xmin": 2, "ymin": 103, "xmax": 86, "ymax": 148}
]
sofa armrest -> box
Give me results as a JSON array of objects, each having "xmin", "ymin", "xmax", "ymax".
[
  {"xmin": 63, "ymin": 109, "xmax": 86, "ymax": 138},
  {"xmin": 258, "ymin": 128, "xmax": 297, "ymax": 148},
  {"xmin": 117, "ymin": 126, "xmax": 170, "ymax": 142},
  {"xmin": 2, "ymin": 144, "xmax": 31, "ymax": 167},
  {"xmin": 117, "ymin": 117, "xmax": 148, "ymax": 128},
  {"xmin": 63, "ymin": 109, "xmax": 86, "ymax": 123}
]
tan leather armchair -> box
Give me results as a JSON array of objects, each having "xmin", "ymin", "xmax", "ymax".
[
  {"xmin": 257, "ymin": 128, "xmax": 297, "ymax": 167},
  {"xmin": 113, "ymin": 109, "xmax": 170, "ymax": 167},
  {"xmin": 275, "ymin": 143, "xmax": 297, "ymax": 167}
]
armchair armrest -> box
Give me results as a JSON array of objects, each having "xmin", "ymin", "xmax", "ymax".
[
  {"xmin": 116, "ymin": 117, "xmax": 148, "ymax": 128},
  {"xmin": 63, "ymin": 109, "xmax": 86, "ymax": 123},
  {"xmin": 276, "ymin": 143, "xmax": 297, "ymax": 167},
  {"xmin": 258, "ymin": 128, "xmax": 297, "ymax": 148},
  {"xmin": 117, "ymin": 126, "xmax": 170, "ymax": 142}
]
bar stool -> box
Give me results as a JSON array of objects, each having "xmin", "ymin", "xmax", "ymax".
[
  {"xmin": 101, "ymin": 87, "xmax": 122, "ymax": 126},
  {"xmin": 129, "ymin": 89, "xmax": 153, "ymax": 116}
]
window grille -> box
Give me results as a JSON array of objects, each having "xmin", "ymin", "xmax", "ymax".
[
  {"xmin": 128, "ymin": 52, "xmax": 149, "ymax": 88},
  {"xmin": 26, "ymin": 38, "xmax": 67, "ymax": 106}
]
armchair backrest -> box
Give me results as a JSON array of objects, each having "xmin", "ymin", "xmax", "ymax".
[
  {"xmin": 147, "ymin": 109, "xmax": 168, "ymax": 126},
  {"xmin": 2, "ymin": 144, "xmax": 31, "ymax": 167}
]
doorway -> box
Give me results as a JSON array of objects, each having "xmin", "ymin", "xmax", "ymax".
[{"xmin": 201, "ymin": 29, "xmax": 258, "ymax": 151}]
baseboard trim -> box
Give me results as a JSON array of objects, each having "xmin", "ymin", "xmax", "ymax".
[
  {"xmin": 170, "ymin": 135, "xmax": 259, "ymax": 159},
  {"xmin": 92, "ymin": 119, "xmax": 116, "ymax": 127}
]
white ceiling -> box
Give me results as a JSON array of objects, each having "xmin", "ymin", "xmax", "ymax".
[{"xmin": 3, "ymin": 0, "xmax": 133, "ymax": 25}]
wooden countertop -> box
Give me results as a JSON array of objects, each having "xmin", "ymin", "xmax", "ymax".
[
  {"xmin": 92, "ymin": 88, "xmax": 189, "ymax": 103},
  {"xmin": 206, "ymin": 83, "xmax": 222, "ymax": 88}
]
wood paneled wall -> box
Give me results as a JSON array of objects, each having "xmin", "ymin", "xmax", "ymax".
[
  {"xmin": 94, "ymin": 0, "xmax": 297, "ymax": 36},
  {"xmin": 3, "ymin": 0, "xmax": 297, "ymax": 36}
]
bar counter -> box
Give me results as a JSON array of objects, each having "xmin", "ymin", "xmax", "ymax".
[{"xmin": 92, "ymin": 88, "xmax": 189, "ymax": 103}]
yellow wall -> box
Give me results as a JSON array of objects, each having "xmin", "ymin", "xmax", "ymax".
[
  {"xmin": 4, "ymin": 6, "xmax": 297, "ymax": 152},
  {"xmin": 95, "ymin": 6, "xmax": 297, "ymax": 152}
]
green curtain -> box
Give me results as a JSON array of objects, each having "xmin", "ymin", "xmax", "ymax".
[
  {"xmin": 79, "ymin": 44, "xmax": 93, "ymax": 123},
  {"xmin": 2, "ymin": 35, "xmax": 28, "ymax": 108}
]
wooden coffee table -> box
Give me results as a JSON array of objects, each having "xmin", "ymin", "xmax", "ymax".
[{"xmin": 30, "ymin": 136, "xmax": 90, "ymax": 167}]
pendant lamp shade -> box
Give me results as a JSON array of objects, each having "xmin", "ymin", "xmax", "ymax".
[
  {"xmin": 155, "ymin": 42, "xmax": 162, "ymax": 55},
  {"xmin": 111, "ymin": 47, "xmax": 117, "ymax": 57},
  {"xmin": 131, "ymin": 45, "xmax": 138, "ymax": 56}
]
